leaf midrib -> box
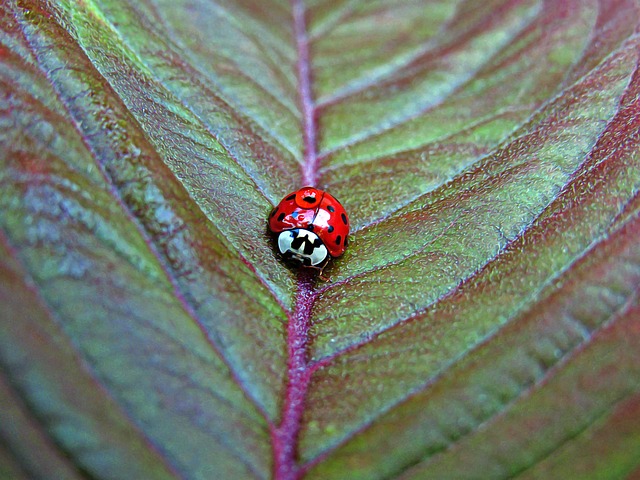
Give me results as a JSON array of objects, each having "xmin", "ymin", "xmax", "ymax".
[{"xmin": 272, "ymin": 2, "xmax": 319, "ymax": 479}]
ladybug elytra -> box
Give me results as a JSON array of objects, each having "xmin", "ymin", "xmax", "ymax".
[{"xmin": 268, "ymin": 187, "xmax": 349, "ymax": 267}]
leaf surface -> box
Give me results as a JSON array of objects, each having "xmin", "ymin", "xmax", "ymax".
[{"xmin": 1, "ymin": 1, "xmax": 640, "ymax": 479}]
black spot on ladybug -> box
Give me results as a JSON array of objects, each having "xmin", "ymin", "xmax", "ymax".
[
  {"xmin": 341, "ymin": 213, "xmax": 348, "ymax": 224},
  {"xmin": 291, "ymin": 231, "xmax": 323, "ymax": 255},
  {"xmin": 270, "ymin": 208, "xmax": 277, "ymax": 217},
  {"xmin": 327, "ymin": 205, "xmax": 335, "ymax": 213},
  {"xmin": 336, "ymin": 235, "xmax": 342, "ymax": 245},
  {"xmin": 286, "ymin": 194, "xmax": 295, "ymax": 201},
  {"xmin": 307, "ymin": 224, "xmax": 314, "ymax": 231},
  {"xmin": 303, "ymin": 195, "xmax": 315, "ymax": 203},
  {"xmin": 278, "ymin": 212, "xmax": 285, "ymax": 221},
  {"xmin": 328, "ymin": 225, "xmax": 334, "ymax": 233}
]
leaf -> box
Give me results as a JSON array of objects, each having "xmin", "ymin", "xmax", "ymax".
[{"xmin": 1, "ymin": 0, "xmax": 639, "ymax": 479}]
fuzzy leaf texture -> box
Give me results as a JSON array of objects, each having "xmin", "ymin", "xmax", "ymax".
[{"xmin": 1, "ymin": 0, "xmax": 640, "ymax": 479}]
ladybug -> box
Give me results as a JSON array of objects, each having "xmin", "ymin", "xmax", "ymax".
[{"xmin": 268, "ymin": 187, "xmax": 349, "ymax": 268}]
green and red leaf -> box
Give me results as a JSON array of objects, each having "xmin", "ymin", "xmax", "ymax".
[{"xmin": 1, "ymin": 1, "xmax": 639, "ymax": 479}]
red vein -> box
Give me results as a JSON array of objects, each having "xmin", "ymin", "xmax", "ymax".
[
  {"xmin": 293, "ymin": 0, "xmax": 319, "ymax": 187},
  {"xmin": 272, "ymin": 273, "xmax": 317, "ymax": 480},
  {"xmin": 272, "ymin": 3, "xmax": 320, "ymax": 478}
]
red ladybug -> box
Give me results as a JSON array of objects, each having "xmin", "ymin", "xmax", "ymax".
[{"xmin": 269, "ymin": 187, "xmax": 349, "ymax": 267}]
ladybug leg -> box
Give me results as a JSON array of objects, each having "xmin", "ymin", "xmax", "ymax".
[
  {"xmin": 303, "ymin": 262, "xmax": 330, "ymax": 281},
  {"xmin": 316, "ymin": 263, "xmax": 331, "ymax": 282}
]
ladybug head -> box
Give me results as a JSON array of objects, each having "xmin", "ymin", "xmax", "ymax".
[
  {"xmin": 277, "ymin": 228, "xmax": 328, "ymax": 267},
  {"xmin": 295, "ymin": 187, "xmax": 321, "ymax": 209}
]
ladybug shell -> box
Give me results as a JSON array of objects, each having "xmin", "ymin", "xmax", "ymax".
[{"xmin": 269, "ymin": 187, "xmax": 349, "ymax": 258}]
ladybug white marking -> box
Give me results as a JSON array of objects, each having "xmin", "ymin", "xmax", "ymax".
[
  {"xmin": 313, "ymin": 208, "xmax": 331, "ymax": 226},
  {"xmin": 277, "ymin": 229, "xmax": 328, "ymax": 266}
]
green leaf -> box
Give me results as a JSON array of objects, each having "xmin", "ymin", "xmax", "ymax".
[{"xmin": 1, "ymin": 1, "xmax": 639, "ymax": 479}]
